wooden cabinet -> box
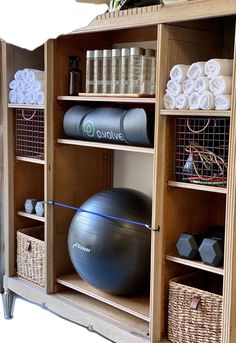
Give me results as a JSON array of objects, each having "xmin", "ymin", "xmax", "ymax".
[{"xmin": 2, "ymin": 2, "xmax": 236, "ymax": 343}]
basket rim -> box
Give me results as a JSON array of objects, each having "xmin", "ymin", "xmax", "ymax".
[
  {"xmin": 169, "ymin": 272, "xmax": 223, "ymax": 299},
  {"xmin": 17, "ymin": 225, "xmax": 45, "ymax": 244}
]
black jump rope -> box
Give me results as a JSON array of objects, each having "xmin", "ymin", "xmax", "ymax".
[{"xmin": 46, "ymin": 200, "xmax": 159, "ymax": 232}]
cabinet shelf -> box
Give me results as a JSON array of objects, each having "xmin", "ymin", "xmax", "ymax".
[
  {"xmin": 168, "ymin": 181, "xmax": 227, "ymax": 194},
  {"xmin": 17, "ymin": 210, "xmax": 45, "ymax": 222},
  {"xmin": 166, "ymin": 254, "xmax": 224, "ymax": 276},
  {"xmin": 15, "ymin": 156, "xmax": 45, "ymax": 165},
  {"xmin": 57, "ymin": 95, "xmax": 156, "ymax": 104},
  {"xmin": 57, "ymin": 138, "xmax": 154, "ymax": 154},
  {"xmin": 160, "ymin": 109, "xmax": 231, "ymax": 117},
  {"xmin": 56, "ymin": 273, "xmax": 150, "ymax": 322},
  {"xmin": 8, "ymin": 103, "xmax": 45, "ymax": 110}
]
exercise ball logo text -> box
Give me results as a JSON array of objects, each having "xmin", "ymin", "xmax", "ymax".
[
  {"xmin": 83, "ymin": 120, "xmax": 95, "ymax": 137},
  {"xmin": 73, "ymin": 241, "xmax": 91, "ymax": 254}
]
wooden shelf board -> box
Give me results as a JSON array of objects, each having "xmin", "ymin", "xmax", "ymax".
[
  {"xmin": 168, "ymin": 181, "xmax": 227, "ymax": 194},
  {"xmin": 56, "ymin": 273, "xmax": 150, "ymax": 322},
  {"xmin": 166, "ymin": 254, "xmax": 224, "ymax": 276},
  {"xmin": 17, "ymin": 210, "xmax": 45, "ymax": 222},
  {"xmin": 57, "ymin": 138, "xmax": 154, "ymax": 154},
  {"xmin": 160, "ymin": 109, "xmax": 231, "ymax": 117},
  {"xmin": 57, "ymin": 290, "xmax": 149, "ymax": 336},
  {"xmin": 15, "ymin": 156, "xmax": 45, "ymax": 164},
  {"xmin": 8, "ymin": 103, "xmax": 45, "ymax": 110},
  {"xmin": 57, "ymin": 95, "xmax": 156, "ymax": 104}
]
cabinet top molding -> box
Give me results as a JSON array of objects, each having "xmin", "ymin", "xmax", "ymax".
[{"xmin": 74, "ymin": 0, "xmax": 236, "ymax": 33}]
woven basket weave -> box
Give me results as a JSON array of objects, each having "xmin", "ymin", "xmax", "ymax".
[
  {"xmin": 168, "ymin": 273, "xmax": 223, "ymax": 343},
  {"xmin": 17, "ymin": 226, "xmax": 45, "ymax": 287}
]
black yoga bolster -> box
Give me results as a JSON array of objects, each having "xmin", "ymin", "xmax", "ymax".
[{"xmin": 63, "ymin": 105, "xmax": 154, "ymax": 147}]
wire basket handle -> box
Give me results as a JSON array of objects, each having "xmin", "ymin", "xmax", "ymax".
[
  {"xmin": 187, "ymin": 118, "xmax": 211, "ymax": 134},
  {"xmin": 22, "ymin": 110, "xmax": 37, "ymax": 121}
]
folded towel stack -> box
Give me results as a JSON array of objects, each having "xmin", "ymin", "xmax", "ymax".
[
  {"xmin": 8, "ymin": 68, "xmax": 44, "ymax": 105},
  {"xmin": 164, "ymin": 58, "xmax": 233, "ymax": 111}
]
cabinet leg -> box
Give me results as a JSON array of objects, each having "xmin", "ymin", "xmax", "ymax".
[{"xmin": 2, "ymin": 289, "xmax": 15, "ymax": 319}]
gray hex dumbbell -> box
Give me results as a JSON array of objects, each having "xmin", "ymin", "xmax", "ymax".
[
  {"xmin": 24, "ymin": 199, "xmax": 37, "ymax": 214},
  {"xmin": 35, "ymin": 201, "xmax": 45, "ymax": 217},
  {"xmin": 176, "ymin": 232, "xmax": 202, "ymax": 260},
  {"xmin": 199, "ymin": 237, "xmax": 224, "ymax": 267}
]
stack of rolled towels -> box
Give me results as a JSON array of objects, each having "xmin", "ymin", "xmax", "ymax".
[
  {"xmin": 164, "ymin": 58, "xmax": 233, "ymax": 110},
  {"xmin": 9, "ymin": 68, "xmax": 44, "ymax": 105}
]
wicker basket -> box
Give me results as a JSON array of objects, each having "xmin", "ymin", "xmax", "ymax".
[
  {"xmin": 168, "ymin": 273, "xmax": 223, "ymax": 343},
  {"xmin": 17, "ymin": 226, "xmax": 45, "ymax": 287}
]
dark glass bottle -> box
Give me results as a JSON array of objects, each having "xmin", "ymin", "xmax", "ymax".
[{"xmin": 68, "ymin": 56, "xmax": 82, "ymax": 95}]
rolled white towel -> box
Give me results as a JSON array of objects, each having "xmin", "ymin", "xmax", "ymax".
[
  {"xmin": 205, "ymin": 58, "xmax": 233, "ymax": 78},
  {"xmin": 28, "ymin": 69, "xmax": 44, "ymax": 81},
  {"xmin": 176, "ymin": 93, "xmax": 189, "ymax": 110},
  {"xmin": 24, "ymin": 81, "xmax": 33, "ymax": 93},
  {"xmin": 209, "ymin": 75, "xmax": 232, "ymax": 95},
  {"xmin": 164, "ymin": 93, "xmax": 176, "ymax": 110},
  {"xmin": 9, "ymin": 90, "xmax": 17, "ymax": 104},
  {"xmin": 16, "ymin": 91, "xmax": 25, "ymax": 104},
  {"xmin": 199, "ymin": 91, "xmax": 215, "ymax": 110},
  {"xmin": 9, "ymin": 80, "xmax": 17, "ymax": 90},
  {"xmin": 183, "ymin": 78, "xmax": 194, "ymax": 95},
  {"xmin": 187, "ymin": 62, "xmax": 206, "ymax": 79},
  {"xmin": 24, "ymin": 93, "xmax": 30, "ymax": 105},
  {"xmin": 215, "ymin": 94, "xmax": 231, "ymax": 110},
  {"xmin": 31, "ymin": 80, "xmax": 44, "ymax": 91},
  {"xmin": 166, "ymin": 79, "xmax": 182, "ymax": 96},
  {"xmin": 14, "ymin": 70, "xmax": 23, "ymax": 80},
  {"xmin": 170, "ymin": 64, "xmax": 189, "ymax": 83},
  {"xmin": 194, "ymin": 77, "xmax": 209, "ymax": 93},
  {"xmin": 27, "ymin": 90, "xmax": 37, "ymax": 104},
  {"xmin": 37, "ymin": 91, "xmax": 44, "ymax": 105},
  {"xmin": 189, "ymin": 92, "xmax": 201, "ymax": 110}
]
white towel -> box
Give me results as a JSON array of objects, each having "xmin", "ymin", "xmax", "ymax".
[
  {"xmin": 209, "ymin": 75, "xmax": 232, "ymax": 95},
  {"xmin": 28, "ymin": 69, "xmax": 44, "ymax": 81},
  {"xmin": 170, "ymin": 64, "xmax": 189, "ymax": 83},
  {"xmin": 176, "ymin": 93, "xmax": 189, "ymax": 110},
  {"xmin": 14, "ymin": 70, "xmax": 23, "ymax": 80},
  {"xmin": 215, "ymin": 94, "xmax": 231, "ymax": 110},
  {"xmin": 9, "ymin": 90, "xmax": 17, "ymax": 104},
  {"xmin": 182, "ymin": 78, "xmax": 194, "ymax": 95},
  {"xmin": 187, "ymin": 62, "xmax": 206, "ymax": 80},
  {"xmin": 24, "ymin": 81, "xmax": 33, "ymax": 93},
  {"xmin": 9, "ymin": 80, "xmax": 17, "ymax": 90},
  {"xmin": 166, "ymin": 79, "xmax": 182, "ymax": 96},
  {"xmin": 31, "ymin": 80, "xmax": 44, "ymax": 91},
  {"xmin": 37, "ymin": 91, "xmax": 44, "ymax": 105},
  {"xmin": 27, "ymin": 90, "xmax": 37, "ymax": 104},
  {"xmin": 164, "ymin": 93, "xmax": 176, "ymax": 110},
  {"xmin": 194, "ymin": 77, "xmax": 209, "ymax": 93},
  {"xmin": 205, "ymin": 58, "xmax": 233, "ymax": 78},
  {"xmin": 16, "ymin": 91, "xmax": 25, "ymax": 104},
  {"xmin": 199, "ymin": 91, "xmax": 215, "ymax": 110},
  {"xmin": 189, "ymin": 92, "xmax": 201, "ymax": 110}
]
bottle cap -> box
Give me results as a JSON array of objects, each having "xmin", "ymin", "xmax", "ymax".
[
  {"xmin": 86, "ymin": 50, "xmax": 94, "ymax": 58},
  {"xmin": 94, "ymin": 50, "xmax": 103, "ymax": 58},
  {"xmin": 130, "ymin": 47, "xmax": 144, "ymax": 56},
  {"xmin": 121, "ymin": 48, "xmax": 130, "ymax": 57},
  {"xmin": 103, "ymin": 49, "xmax": 112, "ymax": 58},
  {"xmin": 145, "ymin": 49, "xmax": 156, "ymax": 57},
  {"xmin": 112, "ymin": 49, "xmax": 121, "ymax": 57}
]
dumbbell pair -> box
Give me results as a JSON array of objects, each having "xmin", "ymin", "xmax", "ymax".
[
  {"xmin": 24, "ymin": 199, "xmax": 45, "ymax": 217},
  {"xmin": 176, "ymin": 226, "xmax": 224, "ymax": 267}
]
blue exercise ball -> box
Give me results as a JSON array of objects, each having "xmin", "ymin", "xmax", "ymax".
[{"xmin": 68, "ymin": 188, "xmax": 152, "ymax": 295}]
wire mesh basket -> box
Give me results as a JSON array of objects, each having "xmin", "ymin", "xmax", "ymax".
[
  {"xmin": 15, "ymin": 109, "xmax": 44, "ymax": 159},
  {"xmin": 175, "ymin": 117, "xmax": 229, "ymax": 187}
]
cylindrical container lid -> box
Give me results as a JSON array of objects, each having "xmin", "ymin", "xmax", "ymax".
[
  {"xmin": 145, "ymin": 49, "xmax": 156, "ymax": 57},
  {"xmin": 130, "ymin": 47, "xmax": 144, "ymax": 56},
  {"xmin": 121, "ymin": 48, "xmax": 130, "ymax": 57},
  {"xmin": 103, "ymin": 49, "xmax": 112, "ymax": 58},
  {"xmin": 94, "ymin": 50, "xmax": 103, "ymax": 58},
  {"xmin": 86, "ymin": 50, "xmax": 94, "ymax": 58},
  {"xmin": 112, "ymin": 49, "xmax": 121, "ymax": 57}
]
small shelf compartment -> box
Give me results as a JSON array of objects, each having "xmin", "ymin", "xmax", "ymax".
[
  {"xmin": 17, "ymin": 210, "xmax": 45, "ymax": 222},
  {"xmin": 57, "ymin": 138, "xmax": 154, "ymax": 154},
  {"xmin": 57, "ymin": 273, "xmax": 150, "ymax": 322},
  {"xmin": 166, "ymin": 254, "xmax": 224, "ymax": 275}
]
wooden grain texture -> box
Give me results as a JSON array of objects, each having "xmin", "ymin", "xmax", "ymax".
[
  {"xmin": 0, "ymin": 43, "xmax": 4, "ymax": 288},
  {"xmin": 221, "ymin": 22, "xmax": 236, "ymax": 343},
  {"xmin": 56, "ymin": 273, "xmax": 150, "ymax": 321},
  {"xmin": 57, "ymin": 95, "xmax": 156, "ymax": 103}
]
